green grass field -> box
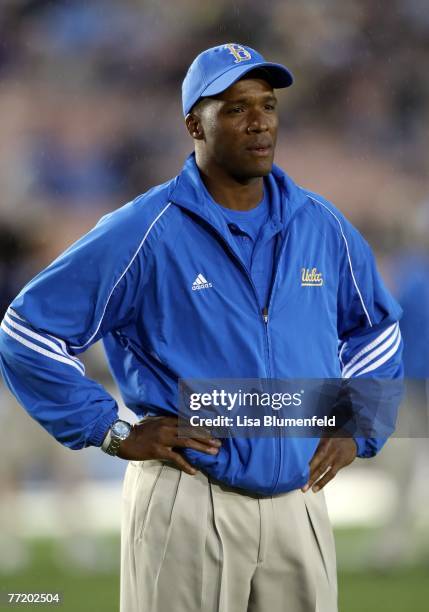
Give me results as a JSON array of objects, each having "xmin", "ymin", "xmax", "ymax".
[{"xmin": 1, "ymin": 532, "xmax": 428, "ymax": 611}]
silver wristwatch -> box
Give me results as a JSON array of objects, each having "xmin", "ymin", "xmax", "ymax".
[{"xmin": 101, "ymin": 419, "xmax": 132, "ymax": 456}]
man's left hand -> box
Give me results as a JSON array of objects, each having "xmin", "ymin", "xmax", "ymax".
[{"xmin": 302, "ymin": 437, "xmax": 357, "ymax": 493}]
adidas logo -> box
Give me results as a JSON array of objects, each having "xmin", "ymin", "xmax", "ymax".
[{"xmin": 192, "ymin": 273, "xmax": 213, "ymax": 291}]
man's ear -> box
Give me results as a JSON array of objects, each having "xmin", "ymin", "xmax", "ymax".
[{"xmin": 185, "ymin": 113, "xmax": 204, "ymax": 140}]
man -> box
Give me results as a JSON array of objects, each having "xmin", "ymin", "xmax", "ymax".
[{"xmin": 0, "ymin": 44, "xmax": 403, "ymax": 611}]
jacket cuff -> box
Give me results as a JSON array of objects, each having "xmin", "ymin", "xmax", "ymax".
[
  {"xmin": 353, "ymin": 436, "xmax": 388, "ymax": 458},
  {"xmin": 87, "ymin": 407, "xmax": 118, "ymax": 447},
  {"xmin": 353, "ymin": 436, "xmax": 374, "ymax": 458}
]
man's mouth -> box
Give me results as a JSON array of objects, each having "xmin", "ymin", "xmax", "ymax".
[{"xmin": 246, "ymin": 144, "xmax": 272, "ymax": 157}]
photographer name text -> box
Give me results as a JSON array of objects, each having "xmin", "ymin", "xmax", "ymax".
[{"xmin": 188, "ymin": 415, "xmax": 336, "ymax": 428}]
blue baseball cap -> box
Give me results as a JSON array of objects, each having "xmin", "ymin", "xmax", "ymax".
[{"xmin": 182, "ymin": 43, "xmax": 294, "ymax": 116}]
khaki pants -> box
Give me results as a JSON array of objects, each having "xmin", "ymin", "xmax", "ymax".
[{"xmin": 120, "ymin": 460, "xmax": 338, "ymax": 612}]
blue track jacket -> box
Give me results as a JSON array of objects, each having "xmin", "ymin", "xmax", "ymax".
[{"xmin": 0, "ymin": 154, "xmax": 403, "ymax": 495}]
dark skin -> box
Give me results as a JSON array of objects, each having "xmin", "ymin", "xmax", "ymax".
[
  {"xmin": 116, "ymin": 416, "xmax": 220, "ymax": 476},
  {"xmin": 185, "ymin": 77, "xmax": 278, "ymax": 211},
  {"xmin": 302, "ymin": 437, "xmax": 357, "ymax": 493},
  {"xmin": 117, "ymin": 76, "xmax": 357, "ymax": 490}
]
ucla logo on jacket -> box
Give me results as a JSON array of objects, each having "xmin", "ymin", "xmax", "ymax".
[
  {"xmin": 301, "ymin": 267, "xmax": 323, "ymax": 287},
  {"xmin": 224, "ymin": 44, "xmax": 252, "ymax": 63}
]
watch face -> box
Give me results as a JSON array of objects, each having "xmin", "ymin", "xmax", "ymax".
[{"xmin": 112, "ymin": 420, "xmax": 131, "ymax": 438}]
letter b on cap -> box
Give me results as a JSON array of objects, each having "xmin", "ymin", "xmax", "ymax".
[{"xmin": 224, "ymin": 43, "xmax": 251, "ymax": 63}]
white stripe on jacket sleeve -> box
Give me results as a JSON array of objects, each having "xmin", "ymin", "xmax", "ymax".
[
  {"xmin": 8, "ymin": 308, "xmax": 83, "ymax": 368},
  {"xmin": 1, "ymin": 314, "xmax": 85, "ymax": 375},
  {"xmin": 343, "ymin": 323, "xmax": 401, "ymax": 378},
  {"xmin": 353, "ymin": 331, "xmax": 402, "ymax": 377},
  {"xmin": 342, "ymin": 323, "xmax": 397, "ymax": 377}
]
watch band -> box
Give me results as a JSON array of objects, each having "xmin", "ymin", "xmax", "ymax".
[
  {"xmin": 104, "ymin": 435, "xmax": 123, "ymax": 456},
  {"xmin": 101, "ymin": 429, "xmax": 112, "ymax": 452}
]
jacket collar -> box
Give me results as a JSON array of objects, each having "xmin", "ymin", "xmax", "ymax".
[{"xmin": 168, "ymin": 152, "xmax": 308, "ymax": 235}]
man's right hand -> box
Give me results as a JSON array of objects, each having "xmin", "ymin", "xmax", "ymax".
[{"xmin": 116, "ymin": 416, "xmax": 221, "ymax": 475}]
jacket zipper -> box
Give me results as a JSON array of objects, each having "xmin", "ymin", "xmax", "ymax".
[
  {"xmin": 261, "ymin": 306, "xmax": 271, "ymax": 376},
  {"xmin": 261, "ymin": 231, "xmax": 292, "ymax": 494},
  {"xmin": 261, "ymin": 305, "xmax": 278, "ymax": 493},
  {"xmin": 262, "ymin": 307, "xmax": 269, "ymax": 324},
  {"xmin": 215, "ymin": 234, "xmax": 280, "ymax": 493},
  {"xmin": 175, "ymin": 203, "xmax": 300, "ymax": 494}
]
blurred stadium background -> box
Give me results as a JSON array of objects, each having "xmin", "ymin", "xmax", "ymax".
[{"xmin": 0, "ymin": 1, "xmax": 428, "ymax": 610}]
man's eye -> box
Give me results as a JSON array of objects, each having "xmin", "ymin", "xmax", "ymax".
[
  {"xmin": 265, "ymin": 104, "xmax": 275, "ymax": 110},
  {"xmin": 228, "ymin": 107, "xmax": 244, "ymax": 114}
]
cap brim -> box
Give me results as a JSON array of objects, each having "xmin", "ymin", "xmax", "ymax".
[{"xmin": 202, "ymin": 61, "xmax": 293, "ymax": 98}]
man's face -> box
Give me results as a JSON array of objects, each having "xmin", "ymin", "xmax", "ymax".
[{"xmin": 191, "ymin": 78, "xmax": 279, "ymax": 181}]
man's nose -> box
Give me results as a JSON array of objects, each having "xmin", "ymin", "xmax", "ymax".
[{"xmin": 246, "ymin": 111, "xmax": 268, "ymax": 133}]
